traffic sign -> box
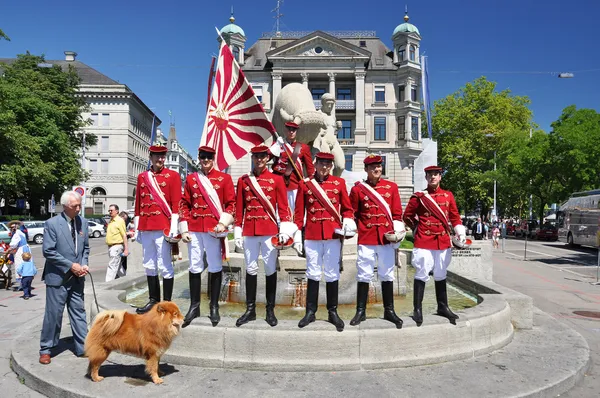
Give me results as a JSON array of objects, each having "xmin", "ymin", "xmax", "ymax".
[{"xmin": 73, "ymin": 186, "xmax": 85, "ymax": 197}]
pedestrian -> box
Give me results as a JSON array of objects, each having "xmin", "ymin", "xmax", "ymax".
[
  {"xmin": 473, "ymin": 217, "xmax": 485, "ymax": 240},
  {"xmin": 178, "ymin": 145, "xmax": 236, "ymax": 328},
  {"xmin": 133, "ymin": 145, "xmax": 182, "ymax": 314},
  {"xmin": 8, "ymin": 220, "xmax": 31, "ymax": 288},
  {"xmin": 104, "ymin": 204, "xmax": 128, "ymax": 282},
  {"xmin": 39, "ymin": 190, "xmax": 89, "ymax": 364},
  {"xmin": 492, "ymin": 223, "xmax": 500, "ymax": 249},
  {"xmin": 348, "ymin": 154, "xmax": 406, "ymax": 329},
  {"xmin": 16, "ymin": 252, "xmax": 37, "ymax": 299},
  {"xmin": 270, "ymin": 122, "xmax": 315, "ymax": 212},
  {"xmin": 118, "ymin": 211, "xmax": 132, "ymax": 273},
  {"xmin": 294, "ymin": 152, "xmax": 355, "ymax": 331},
  {"xmin": 403, "ymin": 165, "xmax": 465, "ymax": 326},
  {"xmin": 234, "ymin": 145, "xmax": 297, "ymax": 327}
]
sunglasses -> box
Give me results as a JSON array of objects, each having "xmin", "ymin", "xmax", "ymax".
[{"xmin": 199, "ymin": 154, "xmax": 214, "ymax": 160}]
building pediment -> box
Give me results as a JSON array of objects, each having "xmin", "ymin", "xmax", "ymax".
[{"xmin": 266, "ymin": 31, "xmax": 370, "ymax": 60}]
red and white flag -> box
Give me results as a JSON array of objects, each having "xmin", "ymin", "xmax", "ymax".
[{"xmin": 200, "ymin": 41, "xmax": 276, "ymax": 171}]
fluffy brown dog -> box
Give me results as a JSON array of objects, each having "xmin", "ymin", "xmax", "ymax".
[{"xmin": 85, "ymin": 301, "xmax": 184, "ymax": 384}]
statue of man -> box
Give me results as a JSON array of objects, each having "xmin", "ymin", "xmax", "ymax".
[{"xmin": 315, "ymin": 93, "xmax": 345, "ymax": 176}]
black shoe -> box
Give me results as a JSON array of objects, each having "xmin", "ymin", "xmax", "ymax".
[
  {"xmin": 163, "ymin": 277, "xmax": 174, "ymax": 301},
  {"xmin": 236, "ymin": 273, "xmax": 257, "ymax": 327},
  {"xmin": 435, "ymin": 279, "xmax": 459, "ymax": 321},
  {"xmin": 209, "ymin": 271, "xmax": 222, "ymax": 327},
  {"xmin": 137, "ymin": 276, "xmax": 161, "ymax": 314},
  {"xmin": 298, "ymin": 279, "xmax": 319, "ymax": 328},
  {"xmin": 326, "ymin": 281, "xmax": 344, "ymax": 332},
  {"xmin": 412, "ymin": 279, "xmax": 426, "ymax": 326},
  {"xmin": 265, "ymin": 272, "xmax": 278, "ymax": 327},
  {"xmin": 350, "ymin": 282, "xmax": 369, "ymax": 326},
  {"xmin": 182, "ymin": 272, "xmax": 201, "ymax": 328},
  {"xmin": 381, "ymin": 281, "xmax": 403, "ymax": 329}
]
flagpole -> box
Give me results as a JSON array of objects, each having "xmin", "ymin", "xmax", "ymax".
[
  {"xmin": 207, "ymin": 56, "xmax": 217, "ymax": 112},
  {"xmin": 147, "ymin": 115, "xmax": 156, "ymax": 170}
]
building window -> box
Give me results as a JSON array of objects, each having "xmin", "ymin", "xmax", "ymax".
[
  {"xmin": 100, "ymin": 159, "xmax": 109, "ymax": 174},
  {"xmin": 232, "ymin": 46, "xmax": 239, "ymax": 62},
  {"xmin": 336, "ymin": 88, "xmax": 352, "ymax": 100},
  {"xmin": 101, "ymin": 113, "xmax": 110, "ymax": 126},
  {"xmin": 90, "ymin": 113, "xmax": 99, "ymax": 126},
  {"xmin": 374, "ymin": 86, "xmax": 385, "ymax": 103},
  {"xmin": 345, "ymin": 154, "xmax": 353, "ymax": 171},
  {"xmin": 399, "ymin": 85, "xmax": 405, "ymax": 102},
  {"xmin": 409, "ymin": 46, "xmax": 416, "ymax": 61},
  {"xmin": 411, "ymin": 116, "xmax": 419, "ymax": 140},
  {"xmin": 100, "ymin": 136, "xmax": 109, "ymax": 151},
  {"xmin": 359, "ymin": 40, "xmax": 366, "ymax": 47},
  {"xmin": 171, "ymin": 155, "xmax": 177, "ymax": 162},
  {"xmin": 338, "ymin": 120, "xmax": 353, "ymax": 139},
  {"xmin": 311, "ymin": 88, "xmax": 326, "ymax": 100},
  {"xmin": 374, "ymin": 117, "xmax": 386, "ymax": 141},
  {"xmin": 398, "ymin": 47, "xmax": 405, "ymax": 61},
  {"xmin": 381, "ymin": 156, "xmax": 387, "ymax": 176},
  {"xmin": 89, "ymin": 159, "xmax": 98, "ymax": 173},
  {"xmin": 172, "ymin": 142, "xmax": 177, "ymax": 150},
  {"xmin": 411, "ymin": 85, "xmax": 418, "ymax": 102},
  {"xmin": 398, "ymin": 116, "xmax": 405, "ymax": 140},
  {"xmin": 253, "ymin": 85, "xmax": 263, "ymax": 103}
]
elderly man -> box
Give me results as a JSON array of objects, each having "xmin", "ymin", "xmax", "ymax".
[
  {"xmin": 234, "ymin": 145, "xmax": 297, "ymax": 327},
  {"xmin": 39, "ymin": 191, "xmax": 89, "ymax": 364},
  {"xmin": 348, "ymin": 154, "xmax": 405, "ymax": 329},
  {"xmin": 133, "ymin": 145, "xmax": 182, "ymax": 314},
  {"xmin": 403, "ymin": 165, "xmax": 465, "ymax": 325},
  {"xmin": 293, "ymin": 152, "xmax": 355, "ymax": 331},
  {"xmin": 179, "ymin": 145, "xmax": 235, "ymax": 327},
  {"xmin": 105, "ymin": 204, "xmax": 129, "ymax": 282}
]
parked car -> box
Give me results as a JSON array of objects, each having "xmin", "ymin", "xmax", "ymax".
[
  {"xmin": 536, "ymin": 222, "xmax": 559, "ymax": 241},
  {"xmin": 0, "ymin": 223, "xmax": 11, "ymax": 244},
  {"xmin": 506, "ymin": 222, "xmax": 517, "ymax": 236},
  {"xmin": 515, "ymin": 220, "xmax": 539, "ymax": 238},
  {"xmin": 88, "ymin": 221, "xmax": 106, "ymax": 238},
  {"xmin": 86, "ymin": 217, "xmax": 108, "ymax": 232},
  {"xmin": 22, "ymin": 221, "xmax": 46, "ymax": 245}
]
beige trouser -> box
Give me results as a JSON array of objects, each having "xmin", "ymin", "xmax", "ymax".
[{"xmin": 106, "ymin": 244, "xmax": 126, "ymax": 282}]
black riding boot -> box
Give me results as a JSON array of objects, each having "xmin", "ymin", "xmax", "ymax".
[
  {"xmin": 326, "ymin": 281, "xmax": 344, "ymax": 332},
  {"xmin": 182, "ymin": 272, "xmax": 201, "ymax": 328},
  {"xmin": 236, "ymin": 273, "xmax": 257, "ymax": 327},
  {"xmin": 265, "ymin": 272, "xmax": 278, "ymax": 327},
  {"xmin": 162, "ymin": 277, "xmax": 174, "ymax": 301},
  {"xmin": 298, "ymin": 279, "xmax": 319, "ymax": 328},
  {"xmin": 413, "ymin": 279, "xmax": 426, "ymax": 326},
  {"xmin": 350, "ymin": 282, "xmax": 369, "ymax": 326},
  {"xmin": 435, "ymin": 279, "xmax": 459, "ymax": 321},
  {"xmin": 209, "ymin": 271, "xmax": 222, "ymax": 326},
  {"xmin": 382, "ymin": 281, "xmax": 403, "ymax": 329},
  {"xmin": 137, "ymin": 276, "xmax": 161, "ymax": 314}
]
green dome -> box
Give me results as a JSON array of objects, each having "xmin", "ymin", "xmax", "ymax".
[
  {"xmin": 220, "ymin": 23, "xmax": 245, "ymax": 37},
  {"xmin": 393, "ymin": 22, "xmax": 420, "ymax": 36}
]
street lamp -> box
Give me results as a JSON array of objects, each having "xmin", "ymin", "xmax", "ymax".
[{"xmin": 485, "ymin": 134, "xmax": 497, "ymax": 221}]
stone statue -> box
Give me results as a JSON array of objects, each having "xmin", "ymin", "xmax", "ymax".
[{"xmin": 271, "ymin": 83, "xmax": 345, "ymax": 176}]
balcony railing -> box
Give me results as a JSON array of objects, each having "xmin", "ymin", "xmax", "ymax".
[
  {"xmin": 314, "ymin": 99, "xmax": 355, "ymax": 110},
  {"xmin": 338, "ymin": 138, "xmax": 355, "ymax": 146}
]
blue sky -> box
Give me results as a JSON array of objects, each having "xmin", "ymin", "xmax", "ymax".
[{"xmin": 2, "ymin": 0, "xmax": 598, "ymax": 154}]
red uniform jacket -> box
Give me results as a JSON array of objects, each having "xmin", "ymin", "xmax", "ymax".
[
  {"xmin": 294, "ymin": 175, "xmax": 354, "ymax": 240},
  {"xmin": 235, "ymin": 169, "xmax": 291, "ymax": 237},
  {"xmin": 179, "ymin": 169, "xmax": 235, "ymax": 233},
  {"xmin": 349, "ymin": 179, "xmax": 403, "ymax": 245},
  {"xmin": 135, "ymin": 167, "xmax": 182, "ymax": 231},
  {"xmin": 272, "ymin": 141, "xmax": 315, "ymax": 191},
  {"xmin": 403, "ymin": 186, "xmax": 462, "ymax": 250}
]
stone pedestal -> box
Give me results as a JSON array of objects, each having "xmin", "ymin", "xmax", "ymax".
[{"xmin": 449, "ymin": 240, "xmax": 492, "ymax": 281}]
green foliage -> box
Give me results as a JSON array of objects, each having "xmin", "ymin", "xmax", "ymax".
[
  {"xmin": 0, "ymin": 28, "xmax": 9, "ymax": 41},
  {"xmin": 0, "ymin": 53, "xmax": 95, "ymax": 216}
]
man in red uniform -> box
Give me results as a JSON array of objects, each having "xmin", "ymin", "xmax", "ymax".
[
  {"xmin": 270, "ymin": 121, "xmax": 315, "ymax": 212},
  {"xmin": 293, "ymin": 152, "xmax": 356, "ymax": 331},
  {"xmin": 179, "ymin": 146, "xmax": 235, "ymax": 327},
  {"xmin": 403, "ymin": 165, "xmax": 466, "ymax": 325},
  {"xmin": 234, "ymin": 145, "xmax": 297, "ymax": 327},
  {"xmin": 133, "ymin": 145, "xmax": 182, "ymax": 314},
  {"xmin": 348, "ymin": 155, "xmax": 406, "ymax": 328}
]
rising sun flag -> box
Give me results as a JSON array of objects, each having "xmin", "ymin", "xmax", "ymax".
[{"xmin": 200, "ymin": 40, "xmax": 276, "ymax": 171}]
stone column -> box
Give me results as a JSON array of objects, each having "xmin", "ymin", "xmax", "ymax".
[
  {"xmin": 354, "ymin": 71, "xmax": 367, "ymax": 141},
  {"xmin": 301, "ymin": 72, "xmax": 309, "ymax": 87},
  {"xmin": 271, "ymin": 72, "xmax": 282, "ymax": 107},
  {"xmin": 406, "ymin": 77, "xmax": 413, "ymax": 102},
  {"xmin": 328, "ymin": 72, "xmax": 336, "ymax": 117}
]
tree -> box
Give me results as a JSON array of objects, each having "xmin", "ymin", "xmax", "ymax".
[
  {"xmin": 0, "ymin": 53, "xmax": 95, "ymax": 216},
  {"xmin": 0, "ymin": 28, "xmax": 9, "ymax": 41},
  {"xmin": 430, "ymin": 77, "xmax": 533, "ymax": 218}
]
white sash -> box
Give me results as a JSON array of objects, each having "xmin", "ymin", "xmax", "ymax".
[
  {"xmin": 359, "ymin": 181, "xmax": 393, "ymax": 223},
  {"xmin": 196, "ymin": 171, "xmax": 224, "ymax": 216},
  {"xmin": 305, "ymin": 178, "xmax": 341, "ymax": 224},
  {"xmin": 146, "ymin": 171, "xmax": 173, "ymax": 218},
  {"xmin": 247, "ymin": 175, "xmax": 278, "ymax": 225}
]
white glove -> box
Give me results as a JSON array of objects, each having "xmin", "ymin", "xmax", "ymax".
[
  {"xmin": 342, "ymin": 218, "xmax": 357, "ymax": 234},
  {"xmin": 269, "ymin": 136, "xmax": 285, "ymax": 157},
  {"xmin": 218, "ymin": 212, "xmax": 234, "ymax": 228},
  {"xmin": 181, "ymin": 232, "xmax": 191, "ymax": 243},
  {"xmin": 132, "ymin": 216, "xmax": 141, "ymax": 243},
  {"xmin": 169, "ymin": 214, "xmax": 179, "ymax": 237},
  {"xmin": 234, "ymin": 226, "xmax": 243, "ymax": 251},
  {"xmin": 292, "ymin": 230, "xmax": 303, "ymax": 255},
  {"xmin": 279, "ymin": 221, "xmax": 298, "ymax": 241},
  {"xmin": 454, "ymin": 224, "xmax": 466, "ymax": 243},
  {"xmin": 393, "ymin": 220, "xmax": 407, "ymax": 241}
]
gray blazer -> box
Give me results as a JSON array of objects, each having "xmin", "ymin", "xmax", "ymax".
[{"xmin": 42, "ymin": 213, "xmax": 90, "ymax": 287}]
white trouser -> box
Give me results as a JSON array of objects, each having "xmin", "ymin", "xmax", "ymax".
[
  {"xmin": 412, "ymin": 248, "xmax": 452, "ymax": 282},
  {"xmin": 106, "ymin": 244, "xmax": 125, "ymax": 282},
  {"xmin": 188, "ymin": 232, "xmax": 222, "ymax": 274},
  {"xmin": 305, "ymin": 239, "xmax": 341, "ymax": 282},
  {"xmin": 140, "ymin": 230, "xmax": 174, "ymax": 278},
  {"xmin": 287, "ymin": 189, "xmax": 297, "ymax": 213},
  {"xmin": 356, "ymin": 244, "xmax": 396, "ymax": 283},
  {"xmin": 243, "ymin": 235, "xmax": 277, "ymax": 276}
]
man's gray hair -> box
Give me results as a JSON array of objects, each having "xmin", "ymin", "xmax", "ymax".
[{"xmin": 60, "ymin": 191, "xmax": 82, "ymax": 206}]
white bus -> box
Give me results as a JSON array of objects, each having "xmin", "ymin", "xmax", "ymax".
[{"xmin": 556, "ymin": 189, "xmax": 600, "ymax": 247}]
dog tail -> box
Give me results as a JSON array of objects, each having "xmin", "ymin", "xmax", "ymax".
[{"xmin": 89, "ymin": 310, "xmax": 126, "ymax": 337}]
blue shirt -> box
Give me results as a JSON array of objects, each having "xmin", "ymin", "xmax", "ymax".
[{"xmin": 17, "ymin": 260, "xmax": 37, "ymax": 277}]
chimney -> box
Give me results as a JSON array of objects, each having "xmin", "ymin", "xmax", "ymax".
[{"xmin": 64, "ymin": 51, "xmax": 78, "ymax": 62}]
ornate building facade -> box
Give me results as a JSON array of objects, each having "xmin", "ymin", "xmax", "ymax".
[
  {"xmin": 155, "ymin": 124, "xmax": 198, "ymax": 187},
  {"xmin": 219, "ymin": 12, "xmax": 425, "ymax": 202}
]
